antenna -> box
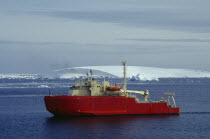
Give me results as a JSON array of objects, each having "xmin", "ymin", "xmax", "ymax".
[
  {"xmin": 121, "ymin": 61, "xmax": 127, "ymax": 93},
  {"xmin": 90, "ymin": 69, "xmax": 93, "ymax": 81},
  {"xmin": 87, "ymin": 72, "xmax": 89, "ymax": 81}
]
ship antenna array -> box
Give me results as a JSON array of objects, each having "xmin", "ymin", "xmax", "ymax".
[
  {"xmin": 86, "ymin": 72, "xmax": 89, "ymax": 80},
  {"xmin": 86, "ymin": 70, "xmax": 93, "ymax": 81},
  {"xmin": 90, "ymin": 69, "xmax": 93, "ymax": 81},
  {"xmin": 122, "ymin": 61, "xmax": 127, "ymax": 93}
]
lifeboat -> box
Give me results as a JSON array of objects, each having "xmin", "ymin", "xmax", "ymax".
[{"xmin": 106, "ymin": 85, "xmax": 121, "ymax": 91}]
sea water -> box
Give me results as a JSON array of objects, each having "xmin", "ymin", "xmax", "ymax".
[{"xmin": 0, "ymin": 78, "xmax": 210, "ymax": 139}]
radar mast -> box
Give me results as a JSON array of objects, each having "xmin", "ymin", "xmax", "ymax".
[{"xmin": 122, "ymin": 61, "xmax": 127, "ymax": 94}]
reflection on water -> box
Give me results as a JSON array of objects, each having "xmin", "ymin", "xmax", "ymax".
[
  {"xmin": 46, "ymin": 115, "xmax": 179, "ymax": 125},
  {"xmin": 44, "ymin": 115, "xmax": 180, "ymax": 138}
]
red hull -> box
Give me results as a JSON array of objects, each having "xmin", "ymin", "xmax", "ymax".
[{"xmin": 44, "ymin": 96, "xmax": 180, "ymax": 116}]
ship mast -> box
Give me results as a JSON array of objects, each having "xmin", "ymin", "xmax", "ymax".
[
  {"xmin": 122, "ymin": 61, "xmax": 127, "ymax": 94},
  {"xmin": 87, "ymin": 70, "xmax": 93, "ymax": 81}
]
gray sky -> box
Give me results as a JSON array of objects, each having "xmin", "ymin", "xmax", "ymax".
[{"xmin": 0, "ymin": 0, "xmax": 210, "ymax": 73}]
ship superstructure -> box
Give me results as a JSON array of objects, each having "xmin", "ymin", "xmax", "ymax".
[{"xmin": 44, "ymin": 61, "xmax": 180, "ymax": 116}]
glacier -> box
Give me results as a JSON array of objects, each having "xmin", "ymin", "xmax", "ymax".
[
  {"xmin": 1, "ymin": 66, "xmax": 210, "ymax": 80},
  {"xmin": 54, "ymin": 66, "xmax": 210, "ymax": 80}
]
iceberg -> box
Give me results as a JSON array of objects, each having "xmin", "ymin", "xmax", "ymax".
[{"xmin": 0, "ymin": 73, "xmax": 37, "ymax": 79}]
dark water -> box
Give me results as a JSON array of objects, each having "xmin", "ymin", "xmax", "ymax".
[{"xmin": 0, "ymin": 79, "xmax": 210, "ymax": 139}]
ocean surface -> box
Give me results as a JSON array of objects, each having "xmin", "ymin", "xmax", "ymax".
[{"xmin": 0, "ymin": 78, "xmax": 210, "ymax": 139}]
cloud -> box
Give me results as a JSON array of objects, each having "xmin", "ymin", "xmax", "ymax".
[
  {"xmin": 0, "ymin": 0, "xmax": 210, "ymax": 72},
  {"xmin": 0, "ymin": 40, "xmax": 75, "ymax": 46},
  {"xmin": 120, "ymin": 38, "xmax": 210, "ymax": 42},
  {"xmin": 22, "ymin": 10, "xmax": 210, "ymax": 33}
]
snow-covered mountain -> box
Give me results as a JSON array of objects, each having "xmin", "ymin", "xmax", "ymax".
[
  {"xmin": 1, "ymin": 66, "xmax": 210, "ymax": 80},
  {"xmin": 52, "ymin": 66, "xmax": 210, "ymax": 80},
  {"xmin": 41, "ymin": 68, "xmax": 118, "ymax": 79}
]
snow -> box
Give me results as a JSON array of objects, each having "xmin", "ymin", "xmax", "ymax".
[
  {"xmin": 1, "ymin": 66, "xmax": 210, "ymax": 80},
  {"xmin": 0, "ymin": 73, "xmax": 37, "ymax": 79},
  {"xmin": 52, "ymin": 68, "xmax": 118, "ymax": 79},
  {"xmin": 73, "ymin": 66, "xmax": 210, "ymax": 79},
  {"xmin": 59, "ymin": 73, "xmax": 86, "ymax": 79}
]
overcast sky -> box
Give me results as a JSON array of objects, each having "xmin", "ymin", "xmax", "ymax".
[{"xmin": 0, "ymin": 0, "xmax": 210, "ymax": 73}]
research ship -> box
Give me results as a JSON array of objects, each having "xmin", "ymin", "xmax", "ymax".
[{"xmin": 44, "ymin": 61, "xmax": 180, "ymax": 116}]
